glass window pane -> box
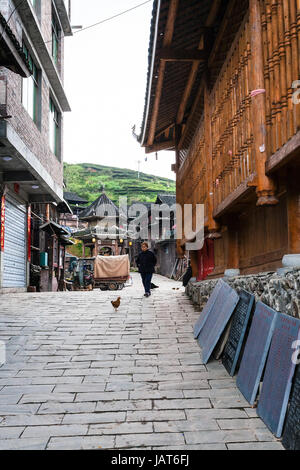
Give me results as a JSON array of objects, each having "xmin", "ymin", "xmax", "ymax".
[{"xmin": 49, "ymin": 99, "xmax": 59, "ymax": 156}]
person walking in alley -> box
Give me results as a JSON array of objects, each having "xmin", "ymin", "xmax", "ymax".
[{"xmin": 136, "ymin": 242, "xmax": 157, "ymax": 297}]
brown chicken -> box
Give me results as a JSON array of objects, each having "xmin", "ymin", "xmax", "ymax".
[{"xmin": 111, "ymin": 297, "xmax": 121, "ymax": 311}]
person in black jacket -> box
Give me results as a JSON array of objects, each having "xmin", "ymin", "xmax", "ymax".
[{"xmin": 136, "ymin": 242, "xmax": 157, "ymax": 297}]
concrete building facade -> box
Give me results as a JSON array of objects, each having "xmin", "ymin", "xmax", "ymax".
[{"xmin": 0, "ymin": 0, "xmax": 72, "ymax": 292}]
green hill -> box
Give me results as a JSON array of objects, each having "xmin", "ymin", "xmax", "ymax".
[{"xmin": 63, "ymin": 162, "xmax": 176, "ymax": 205}]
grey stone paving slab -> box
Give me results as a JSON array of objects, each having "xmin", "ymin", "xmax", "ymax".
[
  {"xmin": 31, "ymin": 376, "xmax": 83, "ymax": 385},
  {"xmin": 105, "ymin": 381, "xmax": 158, "ymax": 392},
  {"xmin": 20, "ymin": 393, "xmax": 75, "ymax": 403},
  {"xmin": 21, "ymin": 424, "xmax": 88, "ymax": 439},
  {"xmin": 116, "ymin": 432, "xmax": 185, "ymax": 448},
  {"xmin": 75, "ymin": 391, "xmax": 129, "ymax": 402},
  {"xmin": 0, "ymin": 427, "xmax": 24, "ymax": 438},
  {"xmin": 129, "ymin": 390, "xmax": 184, "ymax": 400},
  {"xmin": 154, "ymin": 419, "xmax": 219, "ymax": 432},
  {"xmin": 153, "ymin": 398, "xmax": 211, "ymax": 409},
  {"xmin": 184, "ymin": 429, "xmax": 259, "ymax": 444},
  {"xmin": 185, "ymin": 409, "xmax": 249, "ymax": 420},
  {"xmin": 183, "ymin": 388, "xmax": 242, "ymax": 399},
  {"xmin": 88, "ymin": 422, "xmax": 153, "ymax": 435},
  {"xmin": 47, "ymin": 435, "xmax": 114, "ymax": 450},
  {"xmin": 0, "ymin": 438, "xmax": 48, "ymax": 450},
  {"xmin": 0, "ymin": 394, "xmax": 23, "ymax": 404},
  {"xmin": 16, "ymin": 370, "xmax": 64, "ymax": 377},
  {"xmin": 152, "ymin": 444, "xmax": 227, "ymax": 450},
  {"xmin": 62, "ymin": 412, "xmax": 126, "ymax": 425},
  {"xmin": 227, "ymin": 442, "xmax": 284, "ymax": 450},
  {"xmin": 0, "ymin": 385, "xmax": 54, "ymax": 395},
  {"xmin": 217, "ymin": 418, "xmax": 268, "ymax": 430},
  {"xmin": 0, "ymin": 378, "xmax": 33, "ymax": 386},
  {"xmin": 95, "ymin": 399, "xmax": 152, "ymax": 412},
  {"xmin": 210, "ymin": 396, "xmax": 251, "ymax": 408},
  {"xmin": 38, "ymin": 402, "xmax": 96, "ymax": 415},
  {"xmin": 0, "ymin": 404, "xmax": 40, "ymax": 415},
  {"xmin": 0, "ymin": 414, "xmax": 64, "ymax": 427},
  {"xmin": 126, "ymin": 410, "xmax": 186, "ymax": 422},
  {"xmin": 158, "ymin": 380, "xmax": 210, "ymax": 390}
]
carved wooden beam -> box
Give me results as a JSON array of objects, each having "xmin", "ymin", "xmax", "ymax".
[
  {"xmin": 147, "ymin": 0, "xmax": 179, "ymax": 147},
  {"xmin": 159, "ymin": 47, "xmax": 207, "ymax": 62},
  {"xmin": 145, "ymin": 139, "xmax": 175, "ymax": 154},
  {"xmin": 176, "ymin": 0, "xmax": 222, "ymax": 126},
  {"xmin": 208, "ymin": 0, "xmax": 237, "ymax": 67}
]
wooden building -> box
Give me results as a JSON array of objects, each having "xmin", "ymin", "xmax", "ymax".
[
  {"xmin": 139, "ymin": 0, "xmax": 300, "ymax": 279},
  {"xmin": 73, "ymin": 193, "xmax": 125, "ymax": 257}
]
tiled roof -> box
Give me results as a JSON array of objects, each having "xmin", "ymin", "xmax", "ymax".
[
  {"xmin": 79, "ymin": 193, "xmax": 119, "ymax": 220},
  {"xmin": 64, "ymin": 191, "xmax": 88, "ymax": 204}
]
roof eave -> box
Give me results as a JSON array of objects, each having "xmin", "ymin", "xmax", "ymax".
[{"xmin": 140, "ymin": 0, "xmax": 162, "ymax": 148}]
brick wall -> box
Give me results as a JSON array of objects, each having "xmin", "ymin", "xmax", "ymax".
[{"xmin": 0, "ymin": 0, "xmax": 67, "ymax": 188}]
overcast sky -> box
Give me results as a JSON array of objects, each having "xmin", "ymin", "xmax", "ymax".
[{"xmin": 63, "ymin": 0, "xmax": 176, "ymax": 181}]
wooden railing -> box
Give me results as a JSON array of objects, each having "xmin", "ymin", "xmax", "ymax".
[
  {"xmin": 210, "ymin": 16, "xmax": 255, "ymax": 209},
  {"xmin": 177, "ymin": 117, "xmax": 208, "ymax": 231},
  {"xmin": 261, "ymin": 0, "xmax": 300, "ymax": 155}
]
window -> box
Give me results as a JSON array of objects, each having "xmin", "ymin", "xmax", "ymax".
[
  {"xmin": 22, "ymin": 44, "xmax": 39, "ymax": 124},
  {"xmin": 30, "ymin": 0, "xmax": 41, "ymax": 19},
  {"xmin": 52, "ymin": 12, "xmax": 60, "ymax": 65},
  {"xmin": 49, "ymin": 98, "xmax": 60, "ymax": 157}
]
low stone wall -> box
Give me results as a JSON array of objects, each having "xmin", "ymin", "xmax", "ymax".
[{"xmin": 186, "ymin": 268, "xmax": 300, "ymax": 319}]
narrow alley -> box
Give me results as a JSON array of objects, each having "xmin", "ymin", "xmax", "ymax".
[{"xmin": 0, "ymin": 274, "xmax": 283, "ymax": 450}]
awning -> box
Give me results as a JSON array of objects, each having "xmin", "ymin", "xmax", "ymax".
[
  {"xmin": 39, "ymin": 221, "xmax": 70, "ymax": 237},
  {"xmin": 57, "ymin": 199, "xmax": 73, "ymax": 215}
]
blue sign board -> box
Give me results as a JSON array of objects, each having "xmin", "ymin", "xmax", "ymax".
[
  {"xmin": 194, "ymin": 280, "xmax": 230, "ymax": 339},
  {"xmin": 236, "ymin": 302, "xmax": 278, "ymax": 405},
  {"xmin": 222, "ymin": 290, "xmax": 255, "ymax": 376},
  {"xmin": 257, "ymin": 313, "xmax": 300, "ymax": 437},
  {"xmin": 197, "ymin": 287, "xmax": 239, "ymax": 364}
]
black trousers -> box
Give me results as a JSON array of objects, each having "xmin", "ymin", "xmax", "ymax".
[{"xmin": 140, "ymin": 272, "xmax": 153, "ymax": 294}]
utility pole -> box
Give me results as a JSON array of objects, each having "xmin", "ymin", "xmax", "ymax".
[{"xmin": 136, "ymin": 160, "xmax": 141, "ymax": 179}]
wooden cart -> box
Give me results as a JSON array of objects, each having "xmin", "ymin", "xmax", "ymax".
[{"xmin": 93, "ymin": 254, "xmax": 130, "ymax": 291}]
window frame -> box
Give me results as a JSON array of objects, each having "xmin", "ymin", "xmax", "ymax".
[
  {"xmin": 49, "ymin": 96, "xmax": 61, "ymax": 159},
  {"xmin": 21, "ymin": 43, "xmax": 40, "ymax": 126},
  {"xmin": 51, "ymin": 7, "xmax": 60, "ymax": 66}
]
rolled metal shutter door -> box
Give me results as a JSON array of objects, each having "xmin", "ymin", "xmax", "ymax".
[{"xmin": 3, "ymin": 195, "xmax": 27, "ymax": 288}]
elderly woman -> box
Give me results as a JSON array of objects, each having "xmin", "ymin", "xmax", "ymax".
[{"xmin": 136, "ymin": 242, "xmax": 157, "ymax": 297}]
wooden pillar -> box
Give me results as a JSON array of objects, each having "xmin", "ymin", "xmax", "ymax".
[
  {"xmin": 204, "ymin": 78, "xmax": 220, "ymax": 234},
  {"xmin": 45, "ymin": 203, "xmax": 50, "ymax": 222},
  {"xmin": 287, "ymin": 170, "xmax": 300, "ymax": 253},
  {"xmin": 249, "ymin": 0, "xmax": 278, "ymax": 206},
  {"xmin": 175, "ymin": 125, "xmax": 185, "ymax": 258}
]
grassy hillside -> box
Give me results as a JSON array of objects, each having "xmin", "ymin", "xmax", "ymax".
[{"xmin": 64, "ymin": 163, "xmax": 176, "ymax": 205}]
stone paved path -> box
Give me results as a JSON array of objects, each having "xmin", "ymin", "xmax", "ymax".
[{"xmin": 0, "ymin": 273, "xmax": 283, "ymax": 450}]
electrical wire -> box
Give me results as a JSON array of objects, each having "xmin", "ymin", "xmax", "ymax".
[{"xmin": 72, "ymin": 0, "xmax": 152, "ymax": 35}]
